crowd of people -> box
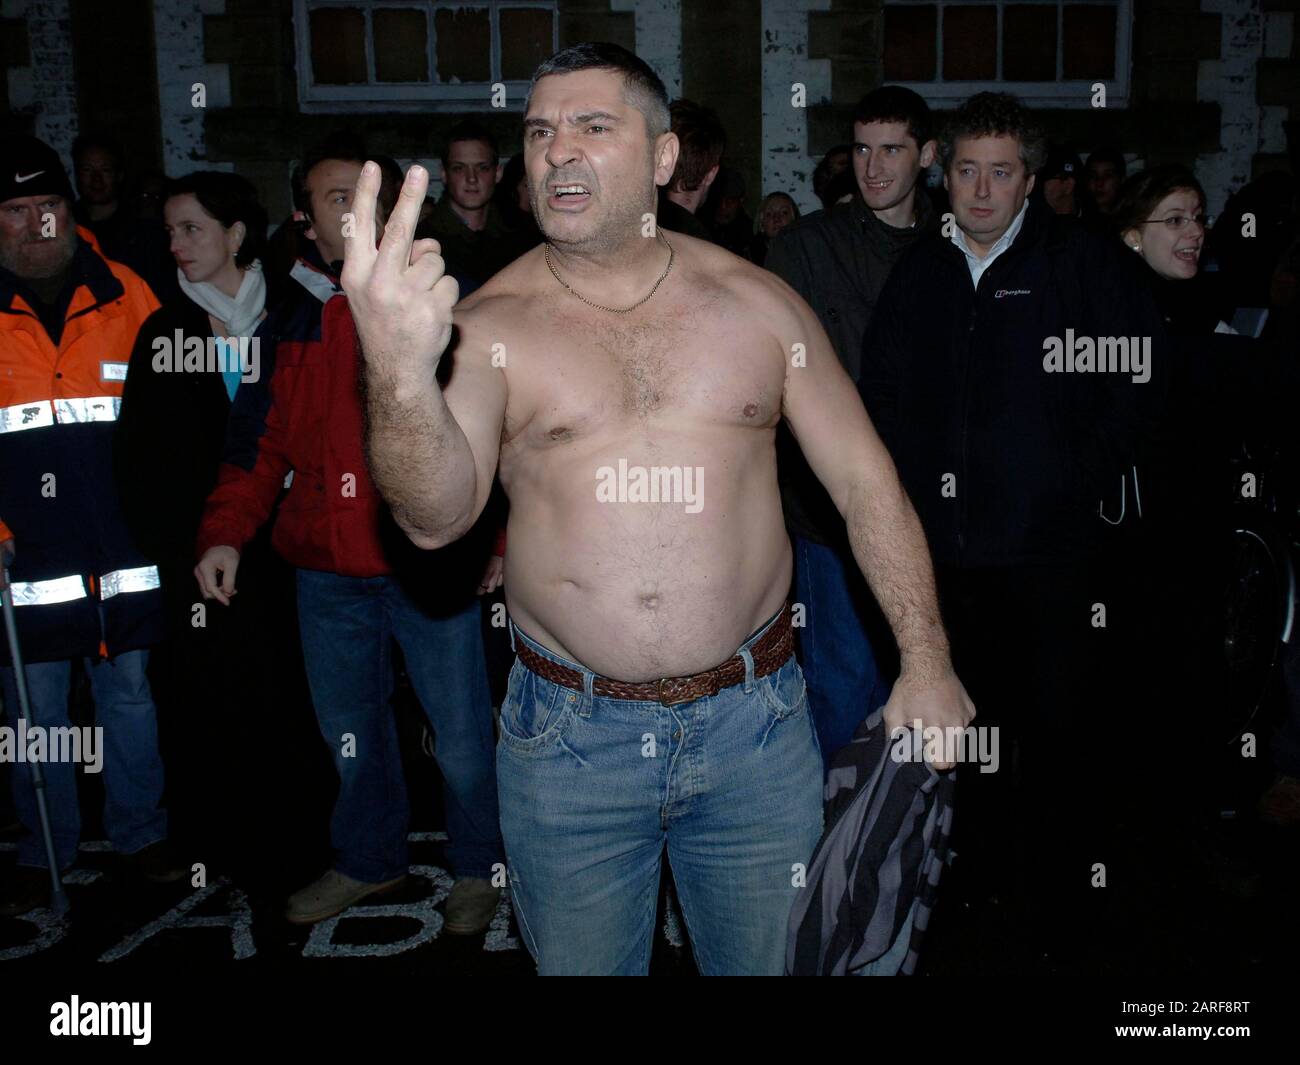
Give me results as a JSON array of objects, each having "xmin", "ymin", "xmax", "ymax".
[{"xmin": 1, "ymin": 39, "xmax": 1297, "ymax": 976}]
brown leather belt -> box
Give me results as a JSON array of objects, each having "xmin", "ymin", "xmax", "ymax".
[{"xmin": 514, "ymin": 604, "xmax": 794, "ymax": 706}]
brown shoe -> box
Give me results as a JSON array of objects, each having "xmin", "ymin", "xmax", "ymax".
[
  {"xmin": 1258, "ymin": 774, "xmax": 1300, "ymax": 827},
  {"xmin": 284, "ymin": 869, "xmax": 407, "ymax": 925},
  {"xmin": 0, "ymin": 865, "xmax": 52, "ymax": 918},
  {"xmin": 444, "ymin": 877, "xmax": 501, "ymax": 935},
  {"xmin": 122, "ymin": 840, "xmax": 187, "ymax": 884}
]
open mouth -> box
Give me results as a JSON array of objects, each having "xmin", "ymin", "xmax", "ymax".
[
  {"xmin": 548, "ymin": 183, "xmax": 591, "ymax": 208},
  {"xmin": 864, "ymin": 180, "xmax": 892, "ymax": 191},
  {"xmin": 1174, "ymin": 247, "xmax": 1200, "ymax": 264}
]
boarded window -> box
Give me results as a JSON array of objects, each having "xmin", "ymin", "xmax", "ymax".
[
  {"xmin": 942, "ymin": 5, "xmax": 996, "ymax": 81},
  {"xmin": 884, "ymin": 4, "xmax": 937, "ymax": 81},
  {"xmin": 1063, "ymin": 4, "xmax": 1116, "ymax": 79},
  {"xmin": 1003, "ymin": 4, "xmax": 1057, "ymax": 80},
  {"xmin": 310, "ymin": 7, "xmax": 367, "ymax": 85},
  {"xmin": 374, "ymin": 8, "xmax": 429, "ymax": 83},
  {"xmin": 500, "ymin": 7, "xmax": 553, "ymax": 81},
  {"xmin": 435, "ymin": 7, "xmax": 491, "ymax": 83}
]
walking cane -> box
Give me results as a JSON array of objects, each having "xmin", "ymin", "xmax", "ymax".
[{"xmin": 1, "ymin": 543, "xmax": 70, "ymax": 915}]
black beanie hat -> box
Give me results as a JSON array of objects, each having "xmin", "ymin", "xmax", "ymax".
[{"xmin": 0, "ymin": 134, "xmax": 76, "ymax": 205}]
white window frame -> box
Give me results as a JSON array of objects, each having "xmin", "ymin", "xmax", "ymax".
[
  {"xmin": 885, "ymin": 0, "xmax": 1133, "ymax": 109},
  {"xmin": 293, "ymin": 0, "xmax": 559, "ymax": 113}
]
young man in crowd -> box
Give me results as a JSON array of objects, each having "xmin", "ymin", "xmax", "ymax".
[
  {"xmin": 416, "ymin": 120, "xmax": 532, "ymax": 287},
  {"xmin": 656, "ymin": 98, "xmax": 724, "ymax": 240},
  {"xmin": 766, "ymin": 86, "xmax": 940, "ymax": 762},
  {"xmin": 194, "ymin": 141, "xmax": 505, "ymax": 934},
  {"xmin": 1037, "ymin": 145, "xmax": 1084, "ymax": 217},
  {"xmin": 70, "ymin": 132, "xmax": 178, "ymax": 303},
  {"xmin": 1085, "ymin": 145, "xmax": 1127, "ymax": 217}
]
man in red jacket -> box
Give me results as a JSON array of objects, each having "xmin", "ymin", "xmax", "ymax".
[{"xmin": 194, "ymin": 147, "xmax": 504, "ymax": 933}]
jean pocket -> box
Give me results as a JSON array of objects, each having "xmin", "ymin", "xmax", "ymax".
[
  {"xmin": 756, "ymin": 655, "xmax": 808, "ymax": 721},
  {"xmin": 498, "ymin": 659, "xmax": 577, "ymax": 752}
]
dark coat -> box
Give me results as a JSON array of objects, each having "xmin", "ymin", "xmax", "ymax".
[
  {"xmin": 114, "ymin": 295, "xmax": 235, "ymax": 571},
  {"xmin": 859, "ymin": 200, "xmax": 1168, "ymax": 569},
  {"xmin": 766, "ymin": 192, "xmax": 938, "ymax": 549}
]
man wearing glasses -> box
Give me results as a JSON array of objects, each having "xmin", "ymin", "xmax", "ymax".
[{"xmin": 858, "ymin": 92, "xmax": 1168, "ymax": 968}]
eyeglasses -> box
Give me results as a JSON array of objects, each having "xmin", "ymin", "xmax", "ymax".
[{"xmin": 1142, "ymin": 213, "xmax": 1208, "ymax": 231}]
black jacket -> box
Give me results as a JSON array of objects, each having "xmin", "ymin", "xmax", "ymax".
[
  {"xmin": 767, "ymin": 192, "xmax": 938, "ymax": 548},
  {"xmin": 415, "ymin": 197, "xmax": 531, "ymax": 287},
  {"xmin": 859, "ymin": 200, "xmax": 1168, "ymax": 569},
  {"xmin": 73, "ymin": 201, "xmax": 180, "ymax": 307},
  {"xmin": 114, "ymin": 297, "xmax": 238, "ymax": 571}
]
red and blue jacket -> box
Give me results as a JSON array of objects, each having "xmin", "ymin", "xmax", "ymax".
[{"xmin": 196, "ymin": 251, "xmax": 505, "ymax": 580}]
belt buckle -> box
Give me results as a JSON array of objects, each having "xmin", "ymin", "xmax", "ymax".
[{"xmin": 657, "ymin": 676, "xmax": 694, "ymax": 706}]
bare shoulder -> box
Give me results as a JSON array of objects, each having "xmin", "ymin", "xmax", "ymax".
[
  {"xmin": 451, "ymin": 245, "xmax": 547, "ymax": 354},
  {"xmin": 674, "ymin": 230, "xmax": 809, "ymax": 339}
]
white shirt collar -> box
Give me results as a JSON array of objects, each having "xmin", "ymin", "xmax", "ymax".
[{"xmin": 949, "ymin": 198, "xmax": 1030, "ymax": 287}]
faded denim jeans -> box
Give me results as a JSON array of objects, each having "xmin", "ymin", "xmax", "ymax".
[{"xmin": 497, "ymin": 609, "xmax": 824, "ymax": 975}]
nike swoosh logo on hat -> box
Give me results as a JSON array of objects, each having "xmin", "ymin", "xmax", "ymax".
[{"xmin": 15, "ymin": 171, "xmax": 45, "ymax": 183}]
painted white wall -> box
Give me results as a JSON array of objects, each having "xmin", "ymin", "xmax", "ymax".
[
  {"xmin": 1196, "ymin": 0, "xmax": 1270, "ymax": 218},
  {"xmin": 761, "ymin": 0, "xmax": 832, "ymax": 218},
  {"xmin": 153, "ymin": 0, "xmax": 233, "ymax": 175},
  {"xmin": 612, "ymin": 0, "xmax": 683, "ymax": 99},
  {"xmin": 4, "ymin": 0, "xmax": 78, "ymax": 171}
]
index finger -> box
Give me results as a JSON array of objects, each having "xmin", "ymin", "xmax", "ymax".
[
  {"xmin": 376, "ymin": 164, "xmax": 430, "ymax": 271},
  {"xmin": 343, "ymin": 160, "xmax": 382, "ymax": 272}
]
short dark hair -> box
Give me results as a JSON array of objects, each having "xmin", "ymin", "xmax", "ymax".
[
  {"xmin": 939, "ymin": 92, "xmax": 1047, "ymax": 176},
  {"xmin": 668, "ymin": 99, "xmax": 726, "ymax": 192},
  {"xmin": 1110, "ymin": 164, "xmax": 1206, "ymax": 238},
  {"xmin": 164, "ymin": 170, "xmax": 268, "ymax": 269},
  {"xmin": 1085, "ymin": 145, "xmax": 1127, "ymax": 178},
  {"xmin": 853, "ymin": 86, "xmax": 934, "ymax": 150},
  {"xmin": 71, "ymin": 132, "xmax": 124, "ymax": 171},
  {"xmin": 527, "ymin": 41, "xmax": 670, "ymax": 141},
  {"xmin": 439, "ymin": 120, "xmax": 498, "ymax": 170},
  {"xmin": 291, "ymin": 132, "xmax": 367, "ymax": 217}
]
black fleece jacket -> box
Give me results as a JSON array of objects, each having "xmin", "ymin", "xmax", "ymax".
[
  {"xmin": 859, "ymin": 199, "xmax": 1168, "ymax": 569},
  {"xmin": 767, "ymin": 191, "xmax": 938, "ymax": 548}
]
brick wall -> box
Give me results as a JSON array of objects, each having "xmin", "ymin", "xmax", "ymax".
[
  {"xmin": 3, "ymin": 0, "xmax": 78, "ymax": 166},
  {"xmin": 5, "ymin": 0, "xmax": 1293, "ymax": 226}
]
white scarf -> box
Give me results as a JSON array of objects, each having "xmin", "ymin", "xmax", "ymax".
[{"xmin": 178, "ymin": 259, "xmax": 267, "ymax": 337}]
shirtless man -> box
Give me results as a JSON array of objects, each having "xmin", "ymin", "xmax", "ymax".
[{"xmin": 342, "ymin": 42, "xmax": 974, "ymax": 975}]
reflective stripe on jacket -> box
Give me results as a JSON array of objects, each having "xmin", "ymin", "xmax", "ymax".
[{"xmin": 0, "ymin": 228, "xmax": 165, "ymax": 663}]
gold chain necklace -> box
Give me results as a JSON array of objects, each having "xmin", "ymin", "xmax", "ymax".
[{"xmin": 544, "ymin": 231, "xmax": 674, "ymax": 313}]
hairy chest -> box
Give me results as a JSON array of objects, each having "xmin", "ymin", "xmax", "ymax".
[{"xmin": 501, "ymin": 302, "xmax": 786, "ymax": 450}]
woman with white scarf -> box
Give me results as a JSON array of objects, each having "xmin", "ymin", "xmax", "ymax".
[{"xmin": 115, "ymin": 171, "xmax": 291, "ymax": 867}]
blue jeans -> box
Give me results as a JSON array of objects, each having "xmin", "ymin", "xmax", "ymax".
[
  {"xmin": 794, "ymin": 535, "xmax": 892, "ymax": 764},
  {"xmin": 0, "ymin": 650, "xmax": 167, "ymax": 869},
  {"xmin": 295, "ymin": 569, "xmax": 503, "ymax": 883},
  {"xmin": 498, "ymin": 611, "xmax": 824, "ymax": 975}
]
